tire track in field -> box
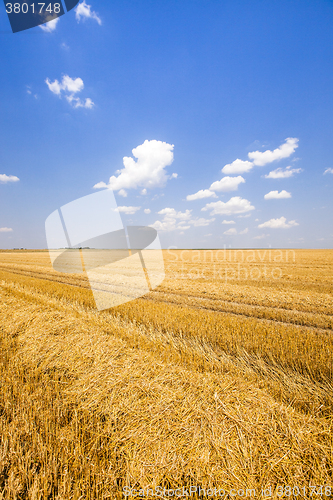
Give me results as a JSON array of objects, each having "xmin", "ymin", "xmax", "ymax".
[{"xmin": 0, "ymin": 265, "xmax": 332, "ymax": 335}]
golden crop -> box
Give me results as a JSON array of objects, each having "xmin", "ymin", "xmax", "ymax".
[{"xmin": 0, "ymin": 249, "xmax": 332, "ymax": 499}]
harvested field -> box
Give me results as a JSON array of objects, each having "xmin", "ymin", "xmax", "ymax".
[{"xmin": 0, "ymin": 249, "xmax": 332, "ymax": 499}]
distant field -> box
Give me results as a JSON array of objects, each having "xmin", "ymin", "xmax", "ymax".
[{"xmin": 0, "ymin": 249, "xmax": 332, "ymax": 499}]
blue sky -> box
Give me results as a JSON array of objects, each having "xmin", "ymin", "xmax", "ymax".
[{"xmin": 1, "ymin": 0, "xmax": 333, "ymax": 249}]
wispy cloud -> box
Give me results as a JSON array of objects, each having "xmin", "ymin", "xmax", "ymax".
[
  {"xmin": 253, "ymin": 234, "xmax": 268, "ymax": 240},
  {"xmin": 258, "ymin": 216, "xmax": 299, "ymax": 229},
  {"xmin": 264, "ymin": 166, "xmax": 302, "ymax": 179},
  {"xmin": 75, "ymin": 1, "xmax": 102, "ymax": 25},
  {"xmin": 324, "ymin": 168, "xmax": 333, "ymax": 175},
  {"xmin": 116, "ymin": 206, "xmax": 140, "ymax": 215},
  {"xmin": 224, "ymin": 228, "xmax": 237, "ymax": 235},
  {"xmin": 40, "ymin": 17, "xmax": 60, "ymax": 32},
  {"xmin": 0, "ymin": 227, "xmax": 13, "ymax": 232},
  {"xmin": 189, "ymin": 217, "xmax": 215, "ymax": 227},
  {"xmin": 222, "ymin": 220, "xmax": 235, "ymax": 224}
]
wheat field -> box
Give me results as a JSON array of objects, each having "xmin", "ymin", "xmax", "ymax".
[{"xmin": 0, "ymin": 249, "xmax": 332, "ymax": 499}]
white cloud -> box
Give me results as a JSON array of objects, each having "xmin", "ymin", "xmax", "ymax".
[
  {"xmin": 40, "ymin": 17, "xmax": 60, "ymax": 32},
  {"xmin": 61, "ymin": 42, "xmax": 69, "ymax": 50},
  {"xmin": 0, "ymin": 227, "xmax": 13, "ymax": 232},
  {"xmin": 94, "ymin": 140, "xmax": 175, "ymax": 193},
  {"xmin": 222, "ymin": 159, "xmax": 253, "ymax": 175},
  {"xmin": 116, "ymin": 206, "xmax": 140, "ymax": 215},
  {"xmin": 202, "ymin": 196, "xmax": 255, "ymax": 216},
  {"xmin": 118, "ymin": 189, "xmax": 127, "ymax": 197},
  {"xmin": 45, "ymin": 78, "xmax": 62, "ymax": 95},
  {"xmin": 62, "ymin": 75, "xmax": 84, "ymax": 94},
  {"xmin": 210, "ymin": 175, "xmax": 245, "ymax": 192},
  {"xmin": 158, "ymin": 208, "xmax": 191, "ymax": 220},
  {"xmin": 258, "ymin": 216, "xmax": 299, "ymax": 229},
  {"xmin": 141, "ymin": 188, "xmax": 147, "ymax": 195},
  {"xmin": 75, "ymin": 1, "xmax": 102, "ymax": 25},
  {"xmin": 239, "ymin": 228, "xmax": 248, "ymax": 234},
  {"xmin": 253, "ymin": 234, "xmax": 267, "ymax": 240},
  {"xmin": 66, "ymin": 95, "xmax": 94, "ymax": 109},
  {"xmin": 0, "ymin": 174, "xmax": 19, "ymax": 184},
  {"xmin": 264, "ymin": 190, "xmax": 291, "ymax": 200},
  {"xmin": 222, "ymin": 220, "xmax": 235, "ymax": 224},
  {"xmin": 189, "ymin": 217, "xmax": 215, "ymax": 227},
  {"xmin": 45, "ymin": 75, "xmax": 93, "ymax": 109},
  {"xmin": 224, "ymin": 228, "xmax": 237, "ymax": 235},
  {"xmin": 237, "ymin": 213, "xmax": 251, "ymax": 218},
  {"xmin": 93, "ymin": 182, "xmax": 107, "ymax": 189},
  {"xmin": 248, "ymin": 138, "xmax": 299, "ymax": 166},
  {"xmin": 324, "ymin": 168, "xmax": 333, "ymax": 175},
  {"xmin": 186, "ymin": 189, "xmax": 217, "ymax": 201},
  {"xmin": 144, "ymin": 208, "xmax": 151, "ymax": 214},
  {"xmin": 151, "ymin": 208, "xmax": 213, "ymax": 232},
  {"xmin": 264, "ymin": 166, "xmax": 302, "ymax": 179}
]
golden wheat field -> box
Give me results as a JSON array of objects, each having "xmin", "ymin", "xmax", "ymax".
[{"xmin": 0, "ymin": 248, "xmax": 333, "ymax": 499}]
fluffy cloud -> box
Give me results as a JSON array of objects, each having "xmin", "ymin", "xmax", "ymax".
[
  {"xmin": 144, "ymin": 208, "xmax": 151, "ymax": 214},
  {"xmin": 40, "ymin": 17, "xmax": 60, "ymax": 32},
  {"xmin": 0, "ymin": 174, "xmax": 19, "ymax": 183},
  {"xmin": 210, "ymin": 175, "xmax": 245, "ymax": 192},
  {"xmin": 258, "ymin": 216, "xmax": 299, "ymax": 229},
  {"xmin": 224, "ymin": 228, "xmax": 237, "ymax": 235},
  {"xmin": 75, "ymin": 1, "xmax": 102, "ymax": 25},
  {"xmin": 324, "ymin": 168, "xmax": 333, "ymax": 175},
  {"xmin": 202, "ymin": 196, "xmax": 255, "ymax": 216},
  {"xmin": 222, "ymin": 159, "xmax": 253, "ymax": 175},
  {"xmin": 45, "ymin": 78, "xmax": 62, "ymax": 95},
  {"xmin": 248, "ymin": 138, "xmax": 299, "ymax": 166},
  {"xmin": 0, "ymin": 227, "xmax": 13, "ymax": 232},
  {"xmin": 151, "ymin": 208, "xmax": 214, "ymax": 231},
  {"xmin": 264, "ymin": 190, "xmax": 291, "ymax": 200},
  {"xmin": 94, "ymin": 140, "xmax": 176, "ymax": 192},
  {"xmin": 45, "ymin": 75, "xmax": 94, "ymax": 109},
  {"xmin": 186, "ymin": 189, "xmax": 217, "ymax": 201},
  {"xmin": 222, "ymin": 220, "xmax": 235, "ymax": 224},
  {"xmin": 253, "ymin": 234, "xmax": 267, "ymax": 240},
  {"xmin": 116, "ymin": 206, "xmax": 140, "ymax": 215},
  {"xmin": 264, "ymin": 166, "xmax": 302, "ymax": 179},
  {"xmin": 239, "ymin": 228, "xmax": 248, "ymax": 234}
]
